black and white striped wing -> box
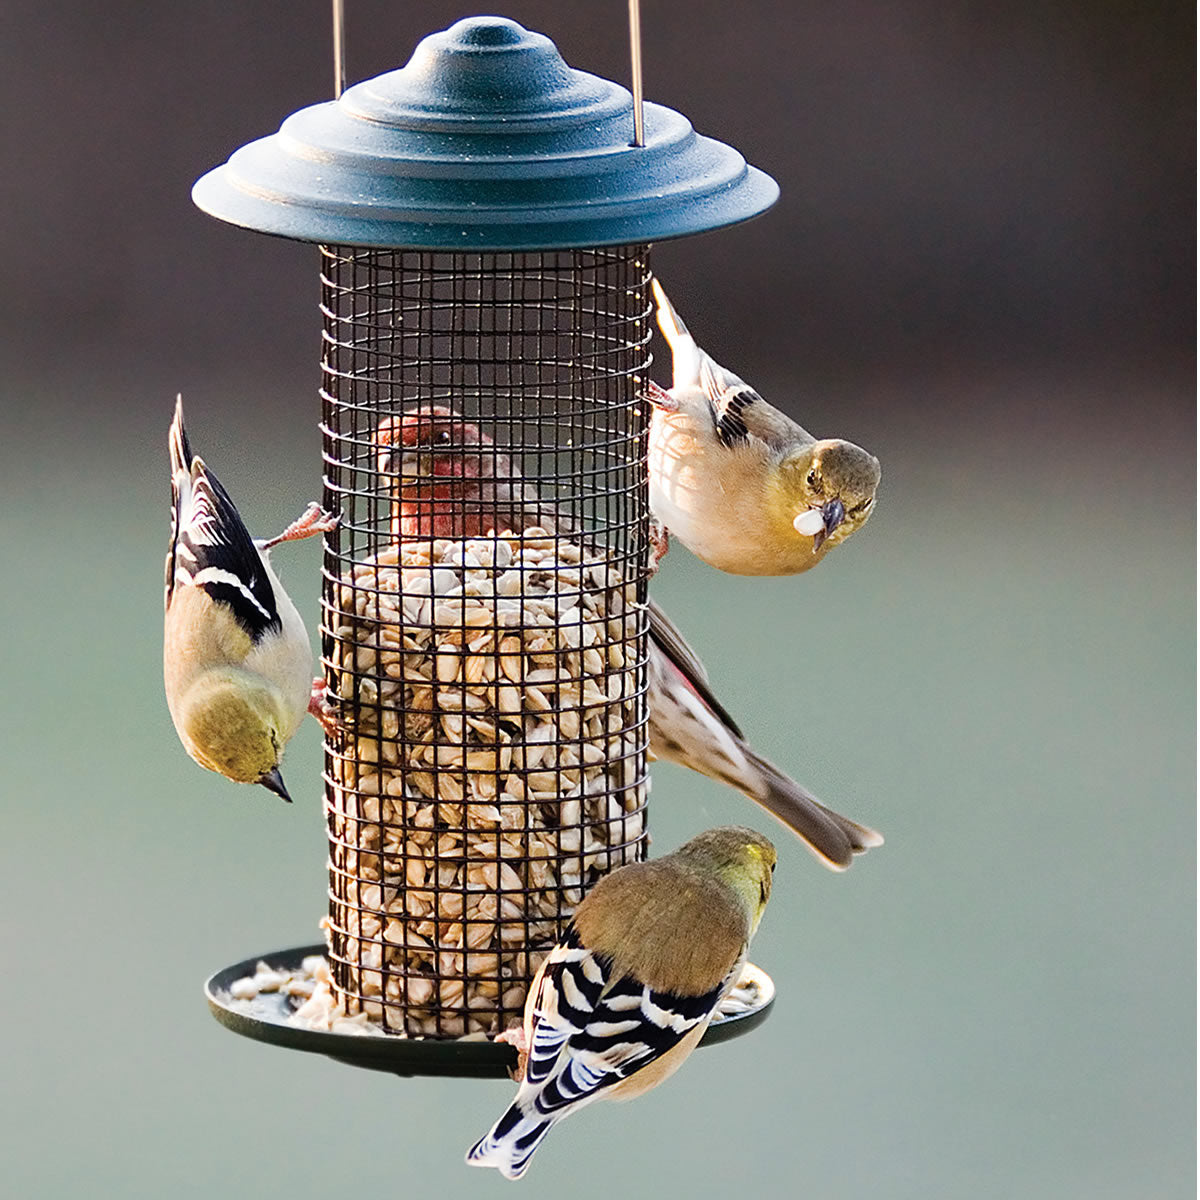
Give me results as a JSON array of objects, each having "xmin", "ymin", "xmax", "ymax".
[
  {"xmin": 698, "ymin": 355, "xmax": 765, "ymax": 449},
  {"xmin": 166, "ymin": 400, "xmax": 281, "ymax": 642},
  {"xmin": 698, "ymin": 355, "xmax": 815, "ymax": 453},
  {"xmin": 521, "ymin": 926, "xmax": 729, "ymax": 1112}
]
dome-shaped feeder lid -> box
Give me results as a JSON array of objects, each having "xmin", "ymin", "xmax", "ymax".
[{"xmin": 192, "ymin": 16, "xmax": 778, "ymax": 250}]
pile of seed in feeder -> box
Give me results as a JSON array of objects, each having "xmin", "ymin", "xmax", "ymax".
[{"xmin": 324, "ymin": 530, "xmax": 648, "ymax": 1037}]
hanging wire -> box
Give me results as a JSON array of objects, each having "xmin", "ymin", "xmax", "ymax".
[
  {"xmin": 331, "ymin": 0, "xmax": 347, "ymax": 98},
  {"xmin": 628, "ymin": 0, "xmax": 646, "ymax": 146}
]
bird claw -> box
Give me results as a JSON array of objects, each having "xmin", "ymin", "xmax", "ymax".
[
  {"xmin": 496, "ymin": 1025, "xmax": 530, "ymax": 1082},
  {"xmin": 644, "ymin": 380, "xmax": 679, "ymax": 412},
  {"xmin": 263, "ymin": 502, "xmax": 341, "ymax": 548},
  {"xmin": 647, "ymin": 518, "xmax": 670, "ymax": 576},
  {"xmin": 308, "ymin": 678, "xmax": 344, "ymax": 737}
]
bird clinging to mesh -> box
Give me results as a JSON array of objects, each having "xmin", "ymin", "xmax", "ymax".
[
  {"xmin": 164, "ymin": 396, "xmax": 338, "ymax": 802},
  {"xmin": 647, "ymin": 277, "xmax": 881, "ymax": 576}
]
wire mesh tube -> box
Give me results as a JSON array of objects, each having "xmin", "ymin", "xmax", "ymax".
[{"xmin": 319, "ymin": 247, "xmax": 653, "ymax": 1037}]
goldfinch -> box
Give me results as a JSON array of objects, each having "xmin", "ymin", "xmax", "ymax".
[
  {"xmin": 467, "ymin": 825, "xmax": 777, "ymax": 1179},
  {"xmin": 164, "ymin": 397, "xmax": 337, "ymax": 801},
  {"xmin": 375, "ymin": 406, "xmax": 881, "ymax": 869},
  {"xmin": 648, "ymin": 277, "xmax": 881, "ymax": 575}
]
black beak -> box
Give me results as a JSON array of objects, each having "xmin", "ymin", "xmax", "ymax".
[
  {"xmin": 258, "ymin": 766, "xmax": 292, "ymax": 803},
  {"xmin": 812, "ymin": 498, "xmax": 845, "ymax": 553}
]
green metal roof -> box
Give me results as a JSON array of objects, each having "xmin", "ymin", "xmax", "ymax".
[{"xmin": 192, "ymin": 16, "xmax": 778, "ymax": 250}]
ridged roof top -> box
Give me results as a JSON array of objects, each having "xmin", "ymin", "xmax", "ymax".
[{"xmin": 192, "ymin": 16, "xmax": 778, "ymax": 249}]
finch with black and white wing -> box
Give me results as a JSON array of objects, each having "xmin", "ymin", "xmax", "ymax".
[
  {"xmin": 648, "ymin": 277, "xmax": 880, "ymax": 576},
  {"xmin": 164, "ymin": 396, "xmax": 338, "ymax": 801},
  {"xmin": 467, "ymin": 826, "xmax": 777, "ymax": 1179}
]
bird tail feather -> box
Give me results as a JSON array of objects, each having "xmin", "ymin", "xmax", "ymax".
[
  {"xmin": 742, "ymin": 745, "xmax": 884, "ymax": 871},
  {"xmin": 466, "ymin": 1104, "xmax": 556, "ymax": 1180},
  {"xmin": 169, "ymin": 394, "xmax": 193, "ymax": 479},
  {"xmin": 651, "ymin": 277, "xmax": 701, "ymax": 390},
  {"xmin": 166, "ymin": 395, "xmax": 194, "ymax": 608}
]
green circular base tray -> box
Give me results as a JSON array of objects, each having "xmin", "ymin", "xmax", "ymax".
[{"xmin": 205, "ymin": 943, "xmax": 775, "ymax": 1079}]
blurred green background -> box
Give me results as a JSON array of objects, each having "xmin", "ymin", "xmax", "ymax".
[{"xmin": 1, "ymin": 2, "xmax": 1192, "ymax": 1197}]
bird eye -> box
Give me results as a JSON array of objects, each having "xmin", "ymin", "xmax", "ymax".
[
  {"xmin": 433, "ymin": 429, "xmax": 453, "ymax": 446},
  {"xmin": 806, "ymin": 470, "xmax": 820, "ymax": 490},
  {"xmin": 769, "ymin": 861, "xmax": 776, "ymax": 874}
]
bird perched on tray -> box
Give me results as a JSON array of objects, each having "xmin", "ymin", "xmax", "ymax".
[
  {"xmin": 467, "ymin": 825, "xmax": 777, "ymax": 1179},
  {"xmin": 375, "ymin": 405, "xmax": 880, "ymax": 869},
  {"xmin": 647, "ymin": 277, "xmax": 881, "ymax": 576},
  {"xmin": 164, "ymin": 396, "xmax": 338, "ymax": 802}
]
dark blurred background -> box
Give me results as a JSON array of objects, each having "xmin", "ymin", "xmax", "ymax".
[{"xmin": 1, "ymin": 2, "xmax": 1193, "ymax": 1197}]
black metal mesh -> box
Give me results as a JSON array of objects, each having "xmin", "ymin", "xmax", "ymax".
[{"xmin": 318, "ymin": 246, "xmax": 653, "ymax": 1037}]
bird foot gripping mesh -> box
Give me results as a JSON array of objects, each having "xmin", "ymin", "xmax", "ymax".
[{"xmin": 318, "ymin": 246, "xmax": 653, "ymax": 1037}]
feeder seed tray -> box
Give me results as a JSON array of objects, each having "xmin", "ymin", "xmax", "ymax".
[{"xmin": 205, "ymin": 945, "xmax": 776, "ymax": 1079}]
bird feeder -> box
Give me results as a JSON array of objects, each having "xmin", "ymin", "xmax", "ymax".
[{"xmin": 196, "ymin": 14, "xmax": 777, "ymax": 1073}]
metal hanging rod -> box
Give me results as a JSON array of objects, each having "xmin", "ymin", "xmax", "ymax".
[
  {"xmin": 628, "ymin": 0, "xmax": 645, "ymax": 147},
  {"xmin": 332, "ymin": 0, "xmax": 347, "ymax": 98}
]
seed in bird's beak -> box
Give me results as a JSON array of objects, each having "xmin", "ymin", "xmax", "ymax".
[
  {"xmin": 259, "ymin": 766, "xmax": 292, "ymax": 803},
  {"xmin": 812, "ymin": 497, "xmax": 846, "ymax": 552},
  {"xmin": 793, "ymin": 508, "xmax": 825, "ymax": 537}
]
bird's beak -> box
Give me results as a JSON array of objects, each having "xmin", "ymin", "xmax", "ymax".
[
  {"xmin": 258, "ymin": 766, "xmax": 292, "ymax": 803},
  {"xmin": 812, "ymin": 497, "xmax": 846, "ymax": 552}
]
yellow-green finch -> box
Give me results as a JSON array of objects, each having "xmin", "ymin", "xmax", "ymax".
[
  {"xmin": 648, "ymin": 277, "xmax": 881, "ymax": 575},
  {"xmin": 467, "ymin": 826, "xmax": 777, "ymax": 1179},
  {"xmin": 164, "ymin": 397, "xmax": 337, "ymax": 801},
  {"xmin": 376, "ymin": 406, "xmax": 881, "ymax": 869}
]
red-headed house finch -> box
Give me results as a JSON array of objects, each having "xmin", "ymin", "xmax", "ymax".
[
  {"xmin": 648, "ymin": 277, "xmax": 881, "ymax": 576},
  {"xmin": 467, "ymin": 826, "xmax": 777, "ymax": 1179},
  {"xmin": 165, "ymin": 397, "xmax": 338, "ymax": 802},
  {"xmin": 374, "ymin": 405, "xmax": 881, "ymax": 870}
]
